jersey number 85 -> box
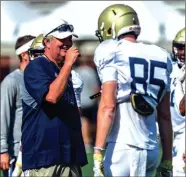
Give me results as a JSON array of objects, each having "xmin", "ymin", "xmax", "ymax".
[{"xmin": 129, "ymin": 57, "xmax": 167, "ymax": 102}]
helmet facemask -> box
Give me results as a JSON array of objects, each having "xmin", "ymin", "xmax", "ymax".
[
  {"xmin": 28, "ymin": 48, "xmax": 45, "ymax": 60},
  {"xmin": 172, "ymin": 28, "xmax": 185, "ymax": 68},
  {"xmin": 172, "ymin": 42, "xmax": 185, "ymax": 68},
  {"xmin": 95, "ymin": 29, "xmax": 104, "ymax": 43}
]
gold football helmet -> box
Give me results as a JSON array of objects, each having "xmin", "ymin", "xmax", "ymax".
[
  {"xmin": 28, "ymin": 34, "xmax": 45, "ymax": 60},
  {"xmin": 172, "ymin": 28, "xmax": 185, "ymax": 67},
  {"xmin": 96, "ymin": 4, "xmax": 141, "ymax": 42}
]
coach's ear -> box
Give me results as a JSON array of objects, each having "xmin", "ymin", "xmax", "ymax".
[{"xmin": 43, "ymin": 36, "xmax": 53, "ymax": 49}]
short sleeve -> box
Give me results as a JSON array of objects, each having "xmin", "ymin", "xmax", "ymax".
[
  {"xmin": 94, "ymin": 40, "xmax": 118, "ymax": 84},
  {"xmin": 24, "ymin": 60, "xmax": 52, "ymax": 104}
]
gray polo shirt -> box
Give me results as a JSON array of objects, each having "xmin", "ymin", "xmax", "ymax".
[{"xmin": 0, "ymin": 69, "xmax": 23, "ymax": 157}]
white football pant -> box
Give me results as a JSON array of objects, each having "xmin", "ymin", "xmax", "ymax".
[{"xmin": 104, "ymin": 142, "xmax": 159, "ymax": 177}]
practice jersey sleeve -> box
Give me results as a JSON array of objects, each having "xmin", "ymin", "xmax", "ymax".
[
  {"xmin": 165, "ymin": 53, "xmax": 173, "ymax": 92},
  {"xmin": 71, "ymin": 70, "xmax": 84, "ymax": 107},
  {"xmin": 94, "ymin": 40, "xmax": 118, "ymax": 84}
]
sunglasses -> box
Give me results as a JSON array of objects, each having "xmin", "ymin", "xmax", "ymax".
[{"xmin": 46, "ymin": 24, "xmax": 74, "ymax": 37}]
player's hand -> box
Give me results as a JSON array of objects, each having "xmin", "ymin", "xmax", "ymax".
[
  {"xmin": 178, "ymin": 64, "xmax": 186, "ymax": 82},
  {"xmin": 183, "ymin": 153, "xmax": 186, "ymax": 163},
  {"xmin": 65, "ymin": 47, "xmax": 80, "ymax": 66},
  {"xmin": 0, "ymin": 153, "xmax": 10, "ymax": 170},
  {"xmin": 93, "ymin": 153, "xmax": 104, "ymax": 177},
  {"xmin": 183, "ymin": 153, "xmax": 186, "ymax": 173},
  {"xmin": 12, "ymin": 166, "xmax": 22, "ymax": 177},
  {"xmin": 179, "ymin": 94, "xmax": 185, "ymax": 116},
  {"xmin": 156, "ymin": 160, "xmax": 173, "ymax": 177}
]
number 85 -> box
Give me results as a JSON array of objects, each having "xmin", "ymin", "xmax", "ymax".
[{"xmin": 129, "ymin": 57, "xmax": 167, "ymax": 102}]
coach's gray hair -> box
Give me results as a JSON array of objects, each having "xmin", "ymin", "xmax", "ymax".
[{"xmin": 43, "ymin": 35, "xmax": 53, "ymax": 46}]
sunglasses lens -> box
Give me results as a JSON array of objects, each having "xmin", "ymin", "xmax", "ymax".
[
  {"xmin": 68, "ymin": 25, "xmax": 74, "ymax": 32},
  {"xmin": 46, "ymin": 24, "xmax": 74, "ymax": 37},
  {"xmin": 58, "ymin": 24, "xmax": 74, "ymax": 32}
]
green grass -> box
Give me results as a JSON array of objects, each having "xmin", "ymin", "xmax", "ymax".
[
  {"xmin": 0, "ymin": 170, "xmax": 4, "ymax": 177},
  {"xmin": 81, "ymin": 151, "xmax": 94, "ymax": 177}
]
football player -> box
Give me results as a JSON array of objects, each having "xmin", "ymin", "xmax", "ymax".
[
  {"xmin": 170, "ymin": 28, "xmax": 185, "ymax": 176},
  {"xmin": 93, "ymin": 4, "xmax": 173, "ymax": 177}
]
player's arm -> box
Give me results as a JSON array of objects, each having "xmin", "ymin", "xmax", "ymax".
[
  {"xmin": 93, "ymin": 81, "xmax": 117, "ymax": 177},
  {"xmin": 156, "ymin": 91, "xmax": 173, "ymax": 176},
  {"xmin": 157, "ymin": 92, "xmax": 173, "ymax": 161},
  {"xmin": 94, "ymin": 81, "xmax": 117, "ymax": 153},
  {"xmin": 93, "ymin": 43, "xmax": 117, "ymax": 152},
  {"xmin": 93, "ymin": 42, "xmax": 117, "ymax": 176},
  {"xmin": 156, "ymin": 56, "xmax": 173, "ymax": 176}
]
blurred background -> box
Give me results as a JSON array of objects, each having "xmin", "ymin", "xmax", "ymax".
[{"xmin": 1, "ymin": 1, "xmax": 185, "ymax": 82}]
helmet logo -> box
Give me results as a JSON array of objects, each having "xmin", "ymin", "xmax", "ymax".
[
  {"xmin": 112, "ymin": 23, "xmax": 116, "ymax": 39},
  {"xmin": 112, "ymin": 9, "xmax": 117, "ymax": 15},
  {"xmin": 100, "ymin": 22, "xmax": 104, "ymax": 30},
  {"xmin": 100, "ymin": 22, "xmax": 105, "ymax": 37}
]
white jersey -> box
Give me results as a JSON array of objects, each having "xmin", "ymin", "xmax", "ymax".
[
  {"xmin": 71, "ymin": 70, "xmax": 84, "ymax": 107},
  {"xmin": 170, "ymin": 63, "xmax": 185, "ymax": 132},
  {"xmin": 94, "ymin": 39, "xmax": 172, "ymax": 150},
  {"xmin": 174, "ymin": 64, "xmax": 185, "ymax": 111}
]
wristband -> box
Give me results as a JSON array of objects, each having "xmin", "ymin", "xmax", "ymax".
[{"xmin": 93, "ymin": 146, "xmax": 105, "ymax": 151}]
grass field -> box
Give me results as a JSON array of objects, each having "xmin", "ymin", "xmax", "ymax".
[{"xmin": 0, "ymin": 170, "xmax": 3, "ymax": 177}]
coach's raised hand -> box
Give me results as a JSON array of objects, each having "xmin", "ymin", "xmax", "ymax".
[{"xmin": 64, "ymin": 47, "xmax": 80, "ymax": 66}]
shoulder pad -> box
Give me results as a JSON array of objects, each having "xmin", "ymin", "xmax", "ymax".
[{"xmin": 94, "ymin": 39, "xmax": 117, "ymax": 68}]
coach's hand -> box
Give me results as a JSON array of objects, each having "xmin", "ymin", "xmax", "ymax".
[
  {"xmin": 0, "ymin": 153, "xmax": 10, "ymax": 170},
  {"xmin": 65, "ymin": 47, "xmax": 80, "ymax": 66},
  {"xmin": 93, "ymin": 153, "xmax": 104, "ymax": 177},
  {"xmin": 156, "ymin": 160, "xmax": 173, "ymax": 177}
]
